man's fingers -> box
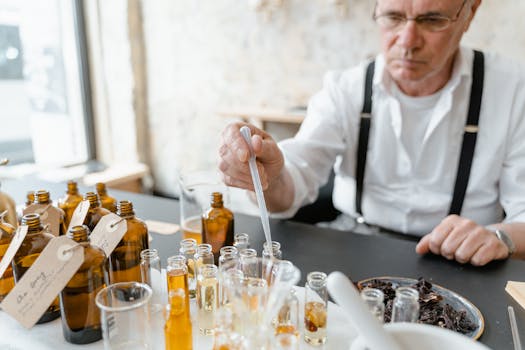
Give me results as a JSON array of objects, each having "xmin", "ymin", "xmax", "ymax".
[
  {"xmin": 415, "ymin": 234, "xmax": 431, "ymax": 255},
  {"xmin": 427, "ymin": 225, "xmax": 454, "ymax": 256}
]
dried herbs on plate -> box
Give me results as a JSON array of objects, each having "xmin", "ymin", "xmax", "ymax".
[{"xmin": 359, "ymin": 277, "xmax": 477, "ymax": 335}]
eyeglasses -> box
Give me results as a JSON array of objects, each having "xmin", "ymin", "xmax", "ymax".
[{"xmin": 373, "ymin": 0, "xmax": 467, "ymax": 32}]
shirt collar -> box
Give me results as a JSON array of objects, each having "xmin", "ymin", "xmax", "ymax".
[{"xmin": 374, "ymin": 46, "xmax": 474, "ymax": 95}]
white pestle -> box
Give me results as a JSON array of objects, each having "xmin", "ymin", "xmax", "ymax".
[
  {"xmin": 239, "ymin": 126, "xmax": 273, "ymax": 257},
  {"xmin": 327, "ymin": 271, "xmax": 402, "ymax": 350}
]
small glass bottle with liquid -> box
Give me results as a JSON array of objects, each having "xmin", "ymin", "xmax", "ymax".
[
  {"xmin": 202, "ymin": 192, "xmax": 234, "ymax": 261},
  {"xmin": 166, "ymin": 255, "xmax": 190, "ymax": 315},
  {"xmin": 83, "ymin": 192, "xmax": 111, "ymax": 231},
  {"xmin": 179, "ymin": 238, "xmax": 197, "ymax": 299},
  {"xmin": 391, "ymin": 287, "xmax": 419, "ymax": 323},
  {"xmin": 0, "ymin": 210, "xmax": 16, "ymax": 301},
  {"xmin": 194, "ymin": 243, "xmax": 214, "ymax": 276},
  {"xmin": 12, "ymin": 213, "xmax": 60, "ymax": 323},
  {"xmin": 276, "ymin": 287, "xmax": 300, "ymax": 337},
  {"xmin": 108, "ymin": 200, "xmax": 149, "ymax": 283},
  {"xmin": 197, "ymin": 264, "xmax": 219, "ymax": 335},
  {"xmin": 304, "ymin": 271, "xmax": 328, "ymax": 346},
  {"xmin": 95, "ymin": 182, "xmax": 117, "ymax": 213},
  {"xmin": 58, "ymin": 180, "xmax": 83, "ymax": 227},
  {"xmin": 59, "ymin": 225, "xmax": 107, "ymax": 344},
  {"xmin": 165, "ymin": 288, "xmax": 192, "ymax": 350}
]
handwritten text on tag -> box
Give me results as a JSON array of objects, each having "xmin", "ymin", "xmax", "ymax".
[
  {"xmin": 0, "ymin": 236, "xmax": 84, "ymax": 329},
  {"xmin": 90, "ymin": 214, "xmax": 127, "ymax": 256},
  {"xmin": 0, "ymin": 226, "xmax": 28, "ymax": 279}
]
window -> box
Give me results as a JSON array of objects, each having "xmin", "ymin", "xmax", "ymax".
[{"xmin": 0, "ymin": 0, "xmax": 93, "ymax": 166}]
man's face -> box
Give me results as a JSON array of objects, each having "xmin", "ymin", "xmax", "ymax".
[{"xmin": 376, "ymin": 0, "xmax": 475, "ymax": 90}]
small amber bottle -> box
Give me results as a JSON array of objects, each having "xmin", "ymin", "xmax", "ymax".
[
  {"xmin": 34, "ymin": 190, "xmax": 67, "ymax": 236},
  {"xmin": 202, "ymin": 192, "xmax": 234, "ymax": 260},
  {"xmin": 59, "ymin": 225, "xmax": 107, "ymax": 344},
  {"xmin": 0, "ymin": 210, "xmax": 16, "ymax": 301},
  {"xmin": 108, "ymin": 200, "xmax": 149, "ymax": 283},
  {"xmin": 12, "ymin": 213, "xmax": 60, "ymax": 323},
  {"xmin": 96, "ymin": 182, "xmax": 117, "ymax": 213},
  {"xmin": 58, "ymin": 181, "xmax": 83, "ymax": 227},
  {"xmin": 83, "ymin": 192, "xmax": 111, "ymax": 231}
]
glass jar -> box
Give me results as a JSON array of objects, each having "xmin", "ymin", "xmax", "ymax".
[
  {"xmin": 263, "ymin": 240, "xmax": 282, "ymax": 260},
  {"xmin": 196, "ymin": 264, "xmax": 219, "ymax": 335},
  {"xmin": 179, "ymin": 238, "xmax": 197, "ymax": 299}
]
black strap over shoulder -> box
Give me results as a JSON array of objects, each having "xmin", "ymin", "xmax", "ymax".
[
  {"xmin": 355, "ymin": 50, "xmax": 485, "ymax": 220},
  {"xmin": 355, "ymin": 61, "xmax": 375, "ymax": 218},
  {"xmin": 448, "ymin": 50, "xmax": 484, "ymax": 215}
]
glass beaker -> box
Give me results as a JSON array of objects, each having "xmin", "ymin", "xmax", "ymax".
[
  {"xmin": 178, "ymin": 170, "xmax": 228, "ymax": 245},
  {"xmin": 95, "ymin": 282, "xmax": 153, "ymax": 349}
]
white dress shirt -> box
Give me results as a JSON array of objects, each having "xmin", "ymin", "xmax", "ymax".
[{"xmin": 278, "ymin": 46, "xmax": 525, "ymax": 236}]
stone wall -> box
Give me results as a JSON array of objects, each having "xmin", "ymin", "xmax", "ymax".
[{"xmin": 92, "ymin": 1, "xmax": 525, "ymax": 196}]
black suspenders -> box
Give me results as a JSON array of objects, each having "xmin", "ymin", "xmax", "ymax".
[{"xmin": 355, "ymin": 50, "xmax": 484, "ymax": 221}]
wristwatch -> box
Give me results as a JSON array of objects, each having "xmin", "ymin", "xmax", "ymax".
[{"xmin": 490, "ymin": 228, "xmax": 516, "ymax": 257}]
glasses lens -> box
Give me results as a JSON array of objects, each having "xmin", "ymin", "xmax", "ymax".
[
  {"xmin": 417, "ymin": 16, "xmax": 451, "ymax": 31},
  {"xmin": 376, "ymin": 15, "xmax": 405, "ymax": 30}
]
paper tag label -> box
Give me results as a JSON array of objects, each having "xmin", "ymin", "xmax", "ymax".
[
  {"xmin": 0, "ymin": 236, "xmax": 84, "ymax": 329},
  {"xmin": 67, "ymin": 200, "xmax": 90, "ymax": 231},
  {"xmin": 23, "ymin": 204, "xmax": 61, "ymax": 237},
  {"xmin": 90, "ymin": 214, "xmax": 127, "ymax": 256},
  {"xmin": 0, "ymin": 226, "xmax": 28, "ymax": 279}
]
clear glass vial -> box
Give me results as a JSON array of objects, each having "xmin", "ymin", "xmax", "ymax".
[
  {"xmin": 304, "ymin": 271, "xmax": 328, "ymax": 346},
  {"xmin": 360, "ymin": 287, "xmax": 385, "ymax": 323},
  {"xmin": 391, "ymin": 286, "xmax": 419, "ymax": 323}
]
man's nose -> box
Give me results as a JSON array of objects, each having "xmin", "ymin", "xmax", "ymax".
[{"xmin": 396, "ymin": 20, "xmax": 421, "ymax": 50}]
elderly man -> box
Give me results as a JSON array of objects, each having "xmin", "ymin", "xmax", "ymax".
[{"xmin": 218, "ymin": 0, "xmax": 525, "ymax": 266}]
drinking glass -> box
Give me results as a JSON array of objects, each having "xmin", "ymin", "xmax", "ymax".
[{"xmin": 95, "ymin": 282, "xmax": 153, "ymax": 349}]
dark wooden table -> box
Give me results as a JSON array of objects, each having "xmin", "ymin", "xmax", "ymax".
[{"xmin": 3, "ymin": 178, "xmax": 524, "ymax": 349}]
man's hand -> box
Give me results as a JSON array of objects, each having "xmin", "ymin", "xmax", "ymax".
[
  {"xmin": 415, "ymin": 215, "xmax": 509, "ymax": 266},
  {"xmin": 218, "ymin": 122, "xmax": 285, "ymax": 192}
]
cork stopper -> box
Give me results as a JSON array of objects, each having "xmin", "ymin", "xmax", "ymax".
[
  {"xmin": 35, "ymin": 190, "xmax": 51, "ymax": 204},
  {"xmin": 85, "ymin": 191, "xmax": 101, "ymax": 209},
  {"xmin": 67, "ymin": 180, "xmax": 79, "ymax": 195},
  {"xmin": 117, "ymin": 200, "xmax": 135, "ymax": 217}
]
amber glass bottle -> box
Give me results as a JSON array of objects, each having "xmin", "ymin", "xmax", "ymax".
[
  {"xmin": 202, "ymin": 192, "xmax": 234, "ymax": 260},
  {"xmin": 12, "ymin": 213, "xmax": 60, "ymax": 323},
  {"xmin": 83, "ymin": 192, "xmax": 110, "ymax": 231},
  {"xmin": 58, "ymin": 181, "xmax": 83, "ymax": 227},
  {"xmin": 0, "ymin": 211, "xmax": 16, "ymax": 301},
  {"xmin": 165, "ymin": 288, "xmax": 193, "ymax": 350},
  {"xmin": 34, "ymin": 190, "xmax": 67, "ymax": 236},
  {"xmin": 96, "ymin": 182, "xmax": 117, "ymax": 213},
  {"xmin": 108, "ymin": 200, "xmax": 149, "ymax": 283},
  {"xmin": 59, "ymin": 225, "xmax": 107, "ymax": 344}
]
